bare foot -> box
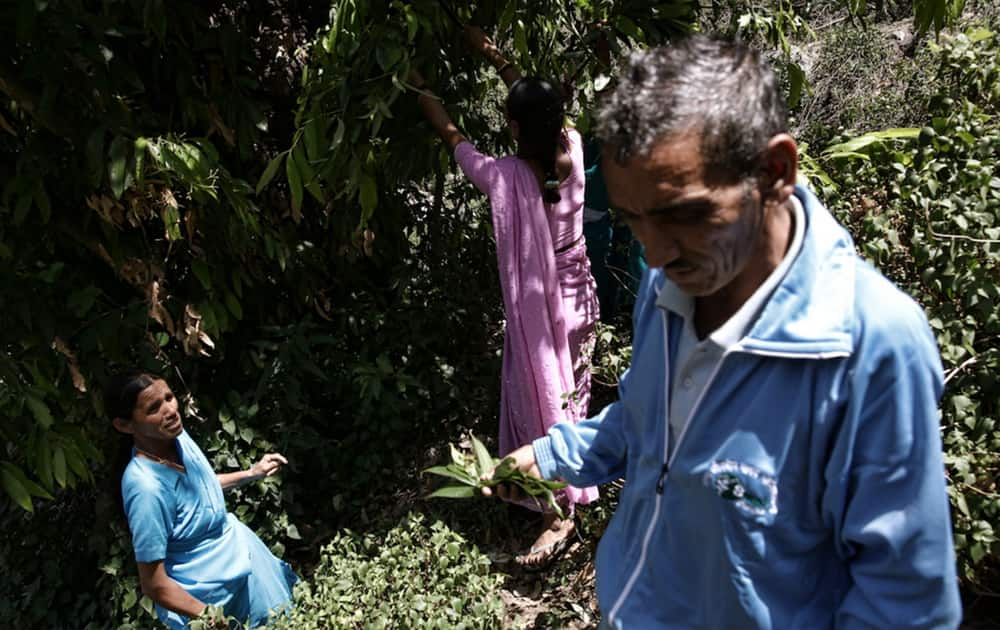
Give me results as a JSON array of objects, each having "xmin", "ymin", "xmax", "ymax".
[{"xmin": 515, "ymin": 512, "xmax": 575, "ymax": 569}]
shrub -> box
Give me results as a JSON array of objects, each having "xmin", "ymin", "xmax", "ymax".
[
  {"xmin": 815, "ymin": 24, "xmax": 1000, "ymax": 589},
  {"xmin": 270, "ymin": 513, "xmax": 504, "ymax": 629}
]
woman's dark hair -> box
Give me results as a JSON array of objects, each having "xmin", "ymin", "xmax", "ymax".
[
  {"xmin": 506, "ymin": 77, "xmax": 566, "ymax": 203},
  {"xmin": 103, "ymin": 370, "xmax": 157, "ymax": 423},
  {"xmin": 103, "ymin": 369, "xmax": 158, "ymax": 518}
]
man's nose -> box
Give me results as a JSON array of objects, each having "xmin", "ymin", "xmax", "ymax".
[{"xmin": 633, "ymin": 221, "xmax": 679, "ymax": 268}]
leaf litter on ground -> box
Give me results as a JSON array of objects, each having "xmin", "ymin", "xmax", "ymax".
[{"xmin": 423, "ymin": 434, "xmax": 567, "ymax": 519}]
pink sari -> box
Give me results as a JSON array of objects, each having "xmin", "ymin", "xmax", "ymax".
[{"xmin": 456, "ymin": 130, "xmax": 600, "ymax": 511}]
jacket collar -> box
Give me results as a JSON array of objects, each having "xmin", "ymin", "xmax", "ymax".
[{"xmin": 652, "ymin": 184, "xmax": 856, "ymax": 358}]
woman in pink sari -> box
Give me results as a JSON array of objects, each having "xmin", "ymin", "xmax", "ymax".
[{"xmin": 413, "ymin": 26, "xmax": 599, "ymax": 567}]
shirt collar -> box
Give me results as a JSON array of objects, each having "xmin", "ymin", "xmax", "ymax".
[{"xmin": 656, "ymin": 195, "xmax": 806, "ymax": 348}]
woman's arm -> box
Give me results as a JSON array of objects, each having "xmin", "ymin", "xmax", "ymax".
[
  {"xmin": 411, "ymin": 71, "xmax": 467, "ymax": 151},
  {"xmin": 465, "ymin": 26, "xmax": 522, "ymax": 87},
  {"xmin": 216, "ymin": 452, "xmax": 288, "ymax": 491},
  {"xmin": 137, "ymin": 560, "xmax": 209, "ymax": 618}
]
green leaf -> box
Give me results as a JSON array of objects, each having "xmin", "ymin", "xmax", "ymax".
[
  {"xmin": 292, "ymin": 143, "xmax": 324, "ymax": 202},
  {"xmin": 134, "ymin": 137, "xmax": 148, "ymax": 187},
  {"xmin": 26, "ymin": 396, "xmax": 53, "ymax": 430},
  {"xmin": 514, "ymin": 20, "xmax": 529, "ymax": 60},
  {"xmin": 86, "ymin": 127, "xmax": 106, "ymax": 187},
  {"xmin": 1, "ymin": 463, "xmax": 33, "ymax": 512},
  {"xmin": 470, "ymin": 435, "xmax": 494, "ymax": 478},
  {"xmin": 192, "ymin": 259, "xmax": 212, "ymax": 291},
  {"xmin": 64, "ymin": 445, "xmax": 89, "ymax": 481},
  {"xmin": 448, "ymin": 443, "xmax": 465, "ymax": 466},
  {"xmin": 36, "ymin": 438, "xmax": 53, "ymax": 491},
  {"xmin": 255, "ymin": 152, "xmax": 285, "ymax": 196},
  {"xmin": 52, "ymin": 445, "xmax": 66, "ymax": 487},
  {"xmin": 108, "ymin": 136, "xmax": 130, "ymax": 199},
  {"xmin": 787, "ymin": 61, "xmax": 806, "ymax": 109},
  {"xmin": 286, "ymin": 149, "xmax": 303, "ymax": 217},
  {"xmin": 359, "ymin": 174, "xmax": 377, "ymax": 223},
  {"xmin": 239, "ymin": 426, "xmax": 255, "ymax": 444},
  {"xmin": 21, "ymin": 476, "xmax": 53, "ymax": 500},
  {"xmin": 422, "ymin": 465, "xmax": 476, "ymax": 485},
  {"xmin": 225, "ymin": 292, "xmax": 243, "ymax": 320},
  {"xmin": 404, "ymin": 7, "xmax": 418, "ymax": 41},
  {"xmin": 303, "ymin": 117, "xmax": 323, "ymax": 162},
  {"xmin": 427, "ymin": 485, "xmax": 477, "ymax": 499},
  {"xmin": 286, "ymin": 524, "xmax": 302, "ymax": 540}
]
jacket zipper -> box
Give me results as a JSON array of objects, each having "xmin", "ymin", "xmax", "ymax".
[
  {"xmin": 608, "ymin": 308, "xmax": 732, "ymax": 624},
  {"xmin": 655, "ymin": 462, "xmax": 670, "ymax": 494}
]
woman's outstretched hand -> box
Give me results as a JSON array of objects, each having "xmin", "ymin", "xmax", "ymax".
[
  {"xmin": 463, "ymin": 25, "xmax": 493, "ymax": 55},
  {"xmin": 250, "ymin": 453, "xmax": 288, "ymax": 480}
]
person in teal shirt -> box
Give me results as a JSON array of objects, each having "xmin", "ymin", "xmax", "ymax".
[
  {"xmin": 106, "ymin": 370, "xmax": 298, "ymax": 628},
  {"xmin": 582, "ymin": 137, "xmax": 646, "ymax": 321}
]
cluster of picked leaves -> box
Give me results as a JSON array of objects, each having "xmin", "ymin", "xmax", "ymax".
[{"xmin": 423, "ymin": 435, "xmax": 568, "ymax": 519}]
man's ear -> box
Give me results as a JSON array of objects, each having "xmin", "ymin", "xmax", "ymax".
[
  {"xmin": 112, "ymin": 417, "xmax": 134, "ymax": 435},
  {"xmin": 759, "ymin": 133, "xmax": 798, "ymax": 203}
]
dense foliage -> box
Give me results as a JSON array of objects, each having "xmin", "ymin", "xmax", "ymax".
[
  {"xmin": 813, "ymin": 23, "xmax": 1000, "ymax": 589},
  {"xmin": 0, "ymin": 0, "xmax": 989, "ymax": 627},
  {"xmin": 270, "ymin": 513, "xmax": 504, "ymax": 629}
]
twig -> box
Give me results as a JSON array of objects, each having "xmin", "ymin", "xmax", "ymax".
[
  {"xmin": 926, "ymin": 209, "xmax": 1000, "ymax": 244},
  {"xmin": 944, "ymin": 355, "xmax": 978, "ymax": 385}
]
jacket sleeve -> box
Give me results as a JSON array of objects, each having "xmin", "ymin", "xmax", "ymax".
[
  {"xmin": 533, "ymin": 393, "xmax": 629, "ymax": 487},
  {"xmin": 827, "ymin": 304, "xmax": 962, "ymax": 628},
  {"xmin": 531, "ymin": 268, "xmax": 661, "ymax": 486}
]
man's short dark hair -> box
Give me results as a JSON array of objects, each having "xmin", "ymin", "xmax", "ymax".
[{"xmin": 595, "ymin": 35, "xmax": 788, "ymax": 183}]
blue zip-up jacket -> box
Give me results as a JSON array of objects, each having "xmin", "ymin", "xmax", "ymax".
[{"xmin": 534, "ymin": 186, "xmax": 962, "ymax": 629}]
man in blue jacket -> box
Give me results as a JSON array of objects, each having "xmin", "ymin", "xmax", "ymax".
[{"xmin": 489, "ymin": 35, "xmax": 962, "ymax": 628}]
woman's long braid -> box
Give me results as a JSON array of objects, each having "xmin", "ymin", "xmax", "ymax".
[
  {"xmin": 539, "ymin": 119, "xmax": 563, "ymax": 203},
  {"xmin": 506, "ymin": 77, "xmax": 566, "ymax": 204}
]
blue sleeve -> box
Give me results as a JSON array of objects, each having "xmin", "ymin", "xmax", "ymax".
[
  {"xmin": 827, "ymin": 304, "xmax": 961, "ymax": 628},
  {"xmin": 122, "ymin": 466, "xmax": 174, "ymax": 563},
  {"xmin": 534, "ymin": 397, "xmax": 628, "ymax": 486},
  {"xmin": 533, "ymin": 268, "xmax": 661, "ymax": 486}
]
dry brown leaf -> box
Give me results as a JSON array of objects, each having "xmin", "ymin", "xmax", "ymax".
[
  {"xmin": 52, "ymin": 337, "xmax": 87, "ymax": 392},
  {"xmin": 86, "ymin": 194, "xmax": 126, "ymax": 226},
  {"xmin": 146, "ymin": 280, "xmax": 176, "ymax": 336},
  {"xmin": 161, "ymin": 187, "xmax": 179, "ymax": 210},
  {"xmin": 180, "ymin": 304, "xmax": 214, "ymax": 357},
  {"xmin": 362, "ymin": 228, "xmax": 375, "ymax": 257}
]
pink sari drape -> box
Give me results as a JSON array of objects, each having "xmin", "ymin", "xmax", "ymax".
[{"xmin": 455, "ymin": 134, "xmax": 599, "ymax": 511}]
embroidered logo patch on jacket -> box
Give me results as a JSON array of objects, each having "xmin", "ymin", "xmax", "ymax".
[{"xmin": 704, "ymin": 460, "xmax": 778, "ymax": 520}]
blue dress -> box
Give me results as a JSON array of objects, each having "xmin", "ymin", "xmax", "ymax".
[{"xmin": 121, "ymin": 430, "xmax": 298, "ymax": 628}]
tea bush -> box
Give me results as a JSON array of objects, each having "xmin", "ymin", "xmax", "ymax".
[
  {"xmin": 270, "ymin": 513, "xmax": 504, "ymax": 629},
  {"xmin": 816, "ymin": 23, "xmax": 1000, "ymax": 588}
]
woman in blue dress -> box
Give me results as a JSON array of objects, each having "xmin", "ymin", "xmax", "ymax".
[{"xmin": 105, "ymin": 370, "xmax": 298, "ymax": 628}]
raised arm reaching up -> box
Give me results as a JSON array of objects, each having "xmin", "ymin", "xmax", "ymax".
[{"xmin": 464, "ymin": 25, "xmax": 521, "ymax": 87}]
